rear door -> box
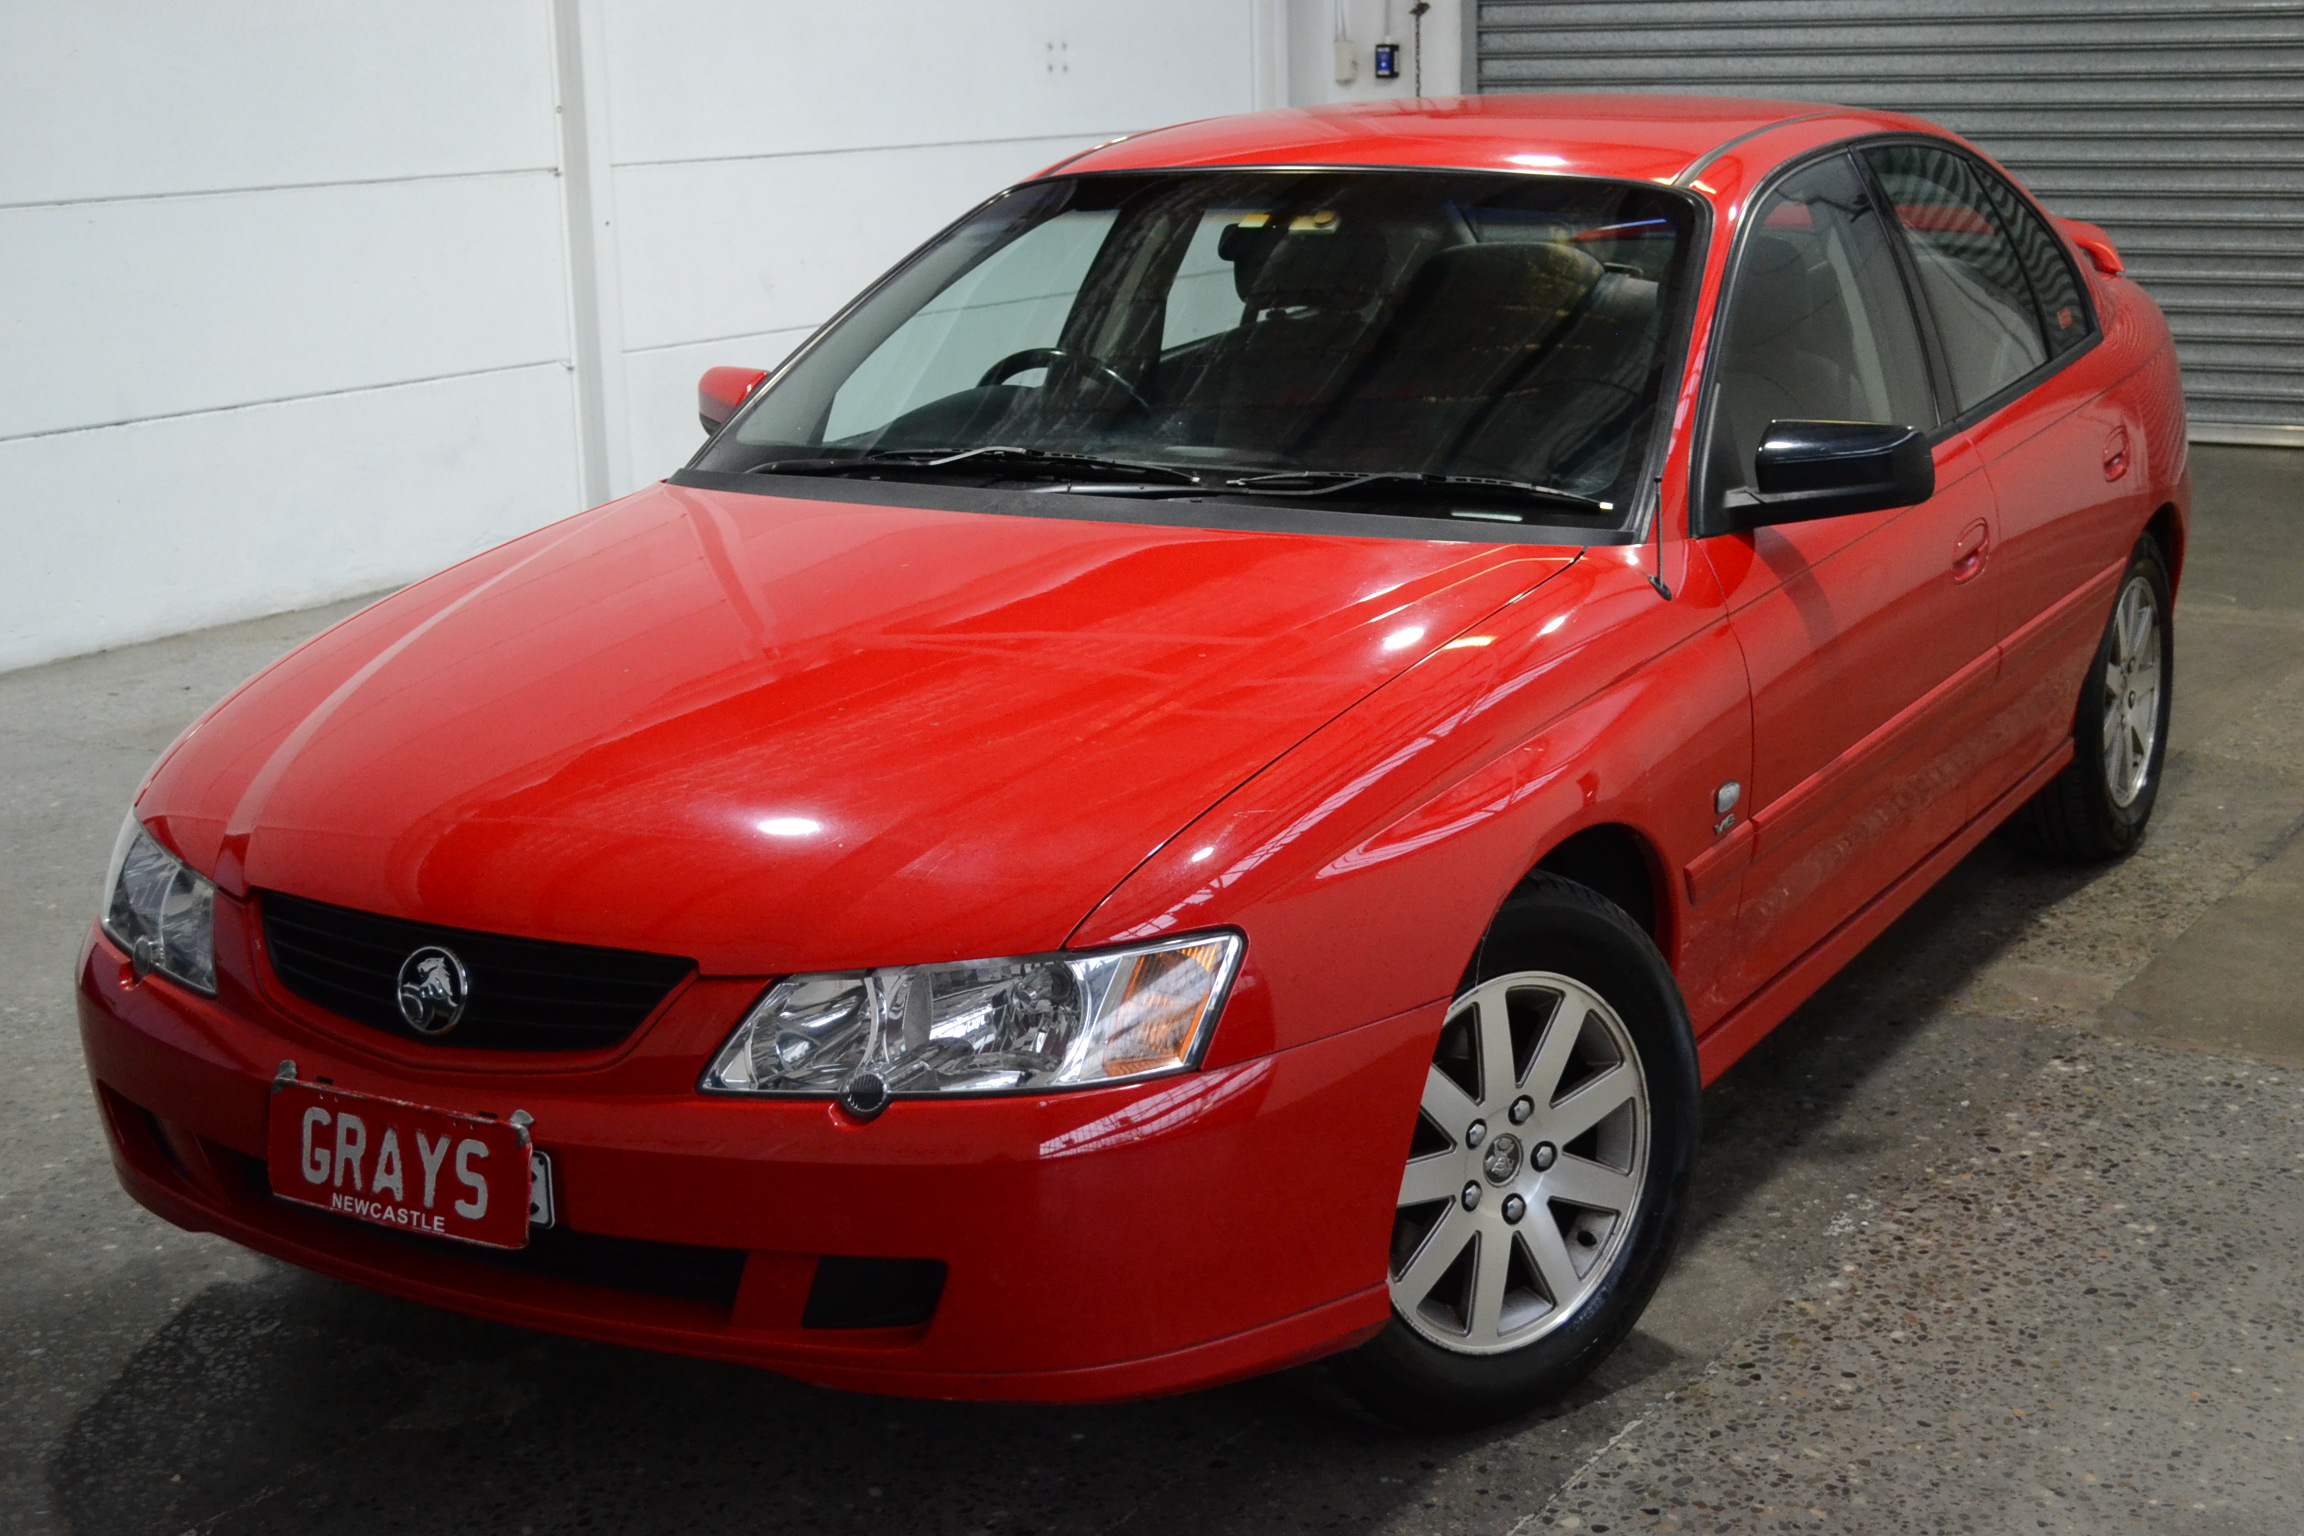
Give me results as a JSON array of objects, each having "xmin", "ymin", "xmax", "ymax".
[
  {"xmin": 1861, "ymin": 142, "xmax": 2141, "ymax": 789},
  {"xmin": 1698, "ymin": 151, "xmax": 2002, "ymax": 1001}
]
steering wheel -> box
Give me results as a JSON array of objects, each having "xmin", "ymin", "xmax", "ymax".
[{"xmin": 978, "ymin": 347, "xmax": 1150, "ymax": 411}]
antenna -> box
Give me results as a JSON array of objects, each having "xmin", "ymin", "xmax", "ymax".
[{"xmin": 1645, "ymin": 472, "xmax": 1672, "ymax": 600}]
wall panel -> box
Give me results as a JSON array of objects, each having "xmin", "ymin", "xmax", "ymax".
[
  {"xmin": 1, "ymin": 174, "xmax": 571, "ymax": 440},
  {"xmin": 0, "ymin": 0, "xmax": 557, "ymax": 205},
  {"xmin": 0, "ymin": 366, "xmax": 582, "ymax": 671},
  {"xmin": 601, "ymin": 1, "xmax": 1258, "ymax": 165},
  {"xmin": 7, "ymin": 0, "xmax": 1280, "ymax": 669},
  {"xmin": 609, "ymin": 134, "xmax": 1114, "ymax": 475},
  {"xmin": 622, "ymin": 327, "xmax": 813, "ymax": 483}
]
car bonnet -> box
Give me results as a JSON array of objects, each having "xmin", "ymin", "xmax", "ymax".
[{"xmin": 138, "ymin": 481, "xmax": 1574, "ymax": 973}]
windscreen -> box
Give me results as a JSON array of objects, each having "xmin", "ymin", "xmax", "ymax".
[{"xmin": 694, "ymin": 169, "xmax": 1698, "ymax": 525}]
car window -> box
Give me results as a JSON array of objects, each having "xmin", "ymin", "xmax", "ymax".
[
  {"xmin": 1862, "ymin": 144, "xmax": 2051, "ymax": 409},
  {"xmin": 1160, "ymin": 208, "xmax": 1258, "ymax": 352},
  {"xmin": 703, "ymin": 169, "xmax": 1700, "ymax": 523},
  {"xmin": 1966, "ymin": 160, "xmax": 2091, "ymax": 358},
  {"xmin": 1707, "ymin": 153, "xmax": 1938, "ymax": 499},
  {"xmin": 824, "ymin": 209, "xmax": 1117, "ymax": 443}
]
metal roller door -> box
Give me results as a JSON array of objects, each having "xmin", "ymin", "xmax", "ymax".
[{"xmin": 1467, "ymin": 0, "xmax": 2304, "ymax": 443}]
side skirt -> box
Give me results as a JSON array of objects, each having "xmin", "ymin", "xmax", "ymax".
[{"xmin": 1693, "ymin": 737, "xmax": 2076, "ymax": 1085}]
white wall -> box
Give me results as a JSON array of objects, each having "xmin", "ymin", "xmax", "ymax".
[
  {"xmin": 2, "ymin": 0, "xmax": 1289, "ymax": 672},
  {"xmin": 597, "ymin": 1, "xmax": 1288, "ymax": 492},
  {"xmin": 1287, "ymin": 0, "xmax": 1464, "ymax": 110},
  {"xmin": 1, "ymin": 1, "xmax": 579, "ymax": 672}
]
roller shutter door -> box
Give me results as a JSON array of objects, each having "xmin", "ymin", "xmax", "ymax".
[{"xmin": 1469, "ymin": 0, "xmax": 2304, "ymax": 443}]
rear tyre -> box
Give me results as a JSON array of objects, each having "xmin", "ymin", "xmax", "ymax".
[
  {"xmin": 1323, "ymin": 874, "xmax": 1699, "ymax": 1430},
  {"xmin": 2005, "ymin": 536, "xmax": 2173, "ymax": 861}
]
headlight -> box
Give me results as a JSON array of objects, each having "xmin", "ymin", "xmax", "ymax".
[
  {"xmin": 100, "ymin": 815, "xmax": 216, "ymax": 995},
  {"xmin": 702, "ymin": 933, "xmax": 1242, "ymax": 1103}
]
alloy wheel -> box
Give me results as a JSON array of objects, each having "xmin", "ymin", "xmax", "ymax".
[
  {"xmin": 1391, "ymin": 971, "xmax": 1650, "ymax": 1355},
  {"xmin": 2102, "ymin": 573, "xmax": 2164, "ymax": 809}
]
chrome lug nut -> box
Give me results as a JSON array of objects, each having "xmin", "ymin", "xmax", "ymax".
[
  {"xmin": 1509, "ymin": 1096, "xmax": 1534, "ymax": 1125},
  {"xmin": 1465, "ymin": 1119, "xmax": 1486, "ymax": 1149},
  {"xmin": 1502, "ymin": 1194, "xmax": 1526, "ymax": 1224},
  {"xmin": 1461, "ymin": 1182, "xmax": 1481, "ymax": 1211},
  {"xmin": 1531, "ymin": 1142, "xmax": 1557, "ymax": 1171}
]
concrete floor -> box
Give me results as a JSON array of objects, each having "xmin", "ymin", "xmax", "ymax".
[{"xmin": 4, "ymin": 446, "xmax": 2300, "ymax": 1536}]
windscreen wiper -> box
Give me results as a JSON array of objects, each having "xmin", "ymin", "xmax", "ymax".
[
  {"xmin": 1218, "ymin": 469, "xmax": 1615, "ymax": 518},
  {"xmin": 748, "ymin": 446, "xmax": 1200, "ymax": 487}
]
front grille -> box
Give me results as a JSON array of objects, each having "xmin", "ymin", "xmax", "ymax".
[{"xmin": 261, "ymin": 891, "xmax": 693, "ymax": 1052}]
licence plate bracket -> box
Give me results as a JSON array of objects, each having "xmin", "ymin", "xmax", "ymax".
[{"xmin": 265, "ymin": 1072, "xmax": 538, "ymax": 1250}]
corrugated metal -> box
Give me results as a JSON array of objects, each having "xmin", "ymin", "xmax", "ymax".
[{"xmin": 1470, "ymin": 0, "xmax": 2304, "ymax": 439}]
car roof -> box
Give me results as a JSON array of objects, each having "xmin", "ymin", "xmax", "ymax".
[{"xmin": 1048, "ymin": 93, "xmax": 1940, "ymax": 189}]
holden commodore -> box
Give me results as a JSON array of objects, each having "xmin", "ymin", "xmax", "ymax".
[{"xmin": 79, "ymin": 93, "xmax": 2186, "ymax": 1427}]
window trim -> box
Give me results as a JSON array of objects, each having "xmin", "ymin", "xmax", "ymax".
[
  {"xmin": 1850, "ymin": 150, "xmax": 1960, "ymax": 428},
  {"xmin": 1687, "ymin": 139, "xmax": 1946, "ymax": 538},
  {"xmin": 1689, "ymin": 133, "xmax": 2106, "ymax": 537}
]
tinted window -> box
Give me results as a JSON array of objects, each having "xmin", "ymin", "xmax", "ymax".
[
  {"xmin": 1708, "ymin": 154, "xmax": 1937, "ymax": 498},
  {"xmin": 696, "ymin": 170, "xmax": 1699, "ymax": 521},
  {"xmin": 1159, "ymin": 207, "xmax": 1260, "ymax": 352},
  {"xmin": 1864, "ymin": 144, "xmax": 2050, "ymax": 408},
  {"xmin": 825, "ymin": 209, "xmax": 1115, "ymax": 442},
  {"xmin": 1968, "ymin": 160, "xmax": 2091, "ymax": 357}
]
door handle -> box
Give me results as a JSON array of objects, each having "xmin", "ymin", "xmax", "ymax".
[{"xmin": 1952, "ymin": 518, "xmax": 1990, "ymax": 582}]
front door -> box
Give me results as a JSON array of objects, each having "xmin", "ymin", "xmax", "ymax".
[{"xmin": 1698, "ymin": 151, "xmax": 2003, "ymax": 1000}]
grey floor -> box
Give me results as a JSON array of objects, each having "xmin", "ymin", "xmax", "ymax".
[{"xmin": 4, "ymin": 447, "xmax": 2300, "ymax": 1536}]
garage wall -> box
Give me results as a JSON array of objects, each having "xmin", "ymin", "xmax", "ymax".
[
  {"xmin": 1, "ymin": 0, "xmax": 1287, "ymax": 673},
  {"xmin": 0, "ymin": 2, "xmax": 580, "ymax": 674},
  {"xmin": 596, "ymin": 2, "xmax": 1287, "ymax": 494},
  {"xmin": 1466, "ymin": 0, "xmax": 2304, "ymax": 447},
  {"xmin": 1286, "ymin": 0, "xmax": 1465, "ymax": 106}
]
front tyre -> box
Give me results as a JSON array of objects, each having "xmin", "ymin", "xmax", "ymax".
[
  {"xmin": 1327, "ymin": 874, "xmax": 1699, "ymax": 1429},
  {"xmin": 2006, "ymin": 535, "xmax": 2174, "ymax": 861}
]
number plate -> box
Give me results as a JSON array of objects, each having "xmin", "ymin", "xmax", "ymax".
[{"xmin": 267, "ymin": 1079, "xmax": 535, "ymax": 1250}]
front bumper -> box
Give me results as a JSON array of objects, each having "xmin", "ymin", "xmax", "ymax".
[{"xmin": 76, "ymin": 922, "xmax": 1432, "ymax": 1401}]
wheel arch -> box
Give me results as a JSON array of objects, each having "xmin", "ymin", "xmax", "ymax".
[
  {"xmin": 2144, "ymin": 500, "xmax": 2185, "ymax": 592},
  {"xmin": 1517, "ymin": 821, "xmax": 1670, "ymax": 957}
]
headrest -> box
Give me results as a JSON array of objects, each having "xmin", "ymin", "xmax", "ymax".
[
  {"xmin": 1218, "ymin": 220, "xmax": 1284, "ymax": 300},
  {"xmin": 1400, "ymin": 240, "xmax": 1601, "ymax": 319},
  {"xmin": 1245, "ymin": 227, "xmax": 1390, "ymax": 313}
]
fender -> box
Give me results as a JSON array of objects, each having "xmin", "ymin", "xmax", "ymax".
[{"xmin": 1071, "ymin": 546, "xmax": 1756, "ymax": 1062}]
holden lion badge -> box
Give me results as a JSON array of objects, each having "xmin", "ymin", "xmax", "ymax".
[{"xmin": 395, "ymin": 945, "xmax": 471, "ymax": 1036}]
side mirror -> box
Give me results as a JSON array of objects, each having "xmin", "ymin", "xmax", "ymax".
[
  {"xmin": 698, "ymin": 366, "xmax": 769, "ymax": 435},
  {"xmin": 1738, "ymin": 421, "xmax": 1935, "ymax": 528}
]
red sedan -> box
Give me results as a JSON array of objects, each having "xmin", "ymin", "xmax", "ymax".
[{"xmin": 80, "ymin": 94, "xmax": 2185, "ymax": 1427}]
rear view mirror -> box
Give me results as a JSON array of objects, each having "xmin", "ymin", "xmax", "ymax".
[
  {"xmin": 698, "ymin": 366, "xmax": 769, "ymax": 435},
  {"xmin": 1738, "ymin": 421, "xmax": 1934, "ymax": 528}
]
